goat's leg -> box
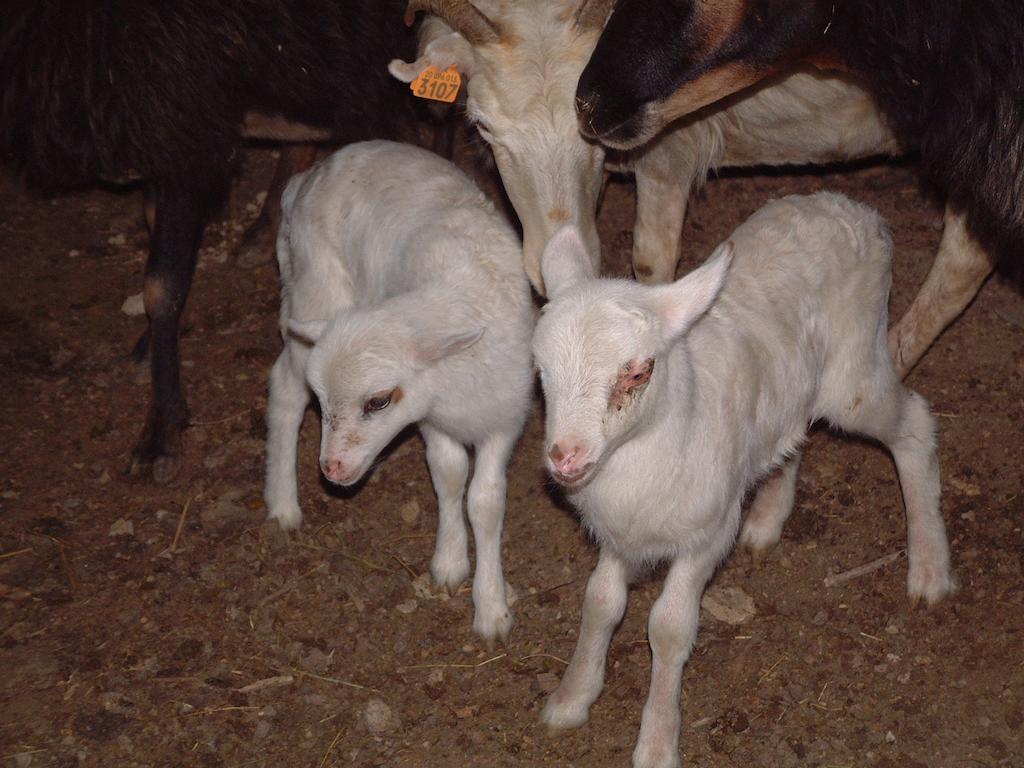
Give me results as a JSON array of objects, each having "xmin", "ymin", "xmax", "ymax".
[
  {"xmin": 421, "ymin": 424, "xmax": 471, "ymax": 594},
  {"xmin": 466, "ymin": 432, "xmax": 516, "ymax": 642},
  {"xmin": 632, "ymin": 137, "xmax": 696, "ymax": 283},
  {"xmin": 542, "ymin": 550, "xmax": 631, "ymax": 731},
  {"xmin": 233, "ymin": 144, "xmax": 318, "ymax": 269},
  {"xmin": 132, "ymin": 180, "xmax": 207, "ymax": 483},
  {"xmin": 633, "ymin": 548, "xmax": 722, "ymax": 768},
  {"xmin": 738, "ymin": 453, "xmax": 802, "ymax": 557},
  {"xmin": 129, "ymin": 186, "xmax": 159, "ymax": 371},
  {"xmin": 263, "ymin": 342, "xmax": 311, "ymax": 529},
  {"xmin": 889, "ymin": 206, "xmax": 993, "ymax": 377},
  {"xmin": 143, "ymin": 183, "xmax": 157, "ymax": 234}
]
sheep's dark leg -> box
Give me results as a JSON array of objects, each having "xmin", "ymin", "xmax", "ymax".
[
  {"xmin": 132, "ymin": 180, "xmax": 207, "ymax": 483},
  {"xmin": 233, "ymin": 144, "xmax": 318, "ymax": 268}
]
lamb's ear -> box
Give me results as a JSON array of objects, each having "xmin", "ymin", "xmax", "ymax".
[
  {"xmin": 411, "ymin": 326, "xmax": 485, "ymax": 365},
  {"xmin": 388, "ymin": 26, "xmax": 477, "ymax": 83},
  {"xmin": 287, "ymin": 319, "xmax": 328, "ymax": 345},
  {"xmin": 541, "ymin": 226, "xmax": 595, "ymax": 299},
  {"xmin": 646, "ymin": 241, "xmax": 733, "ymax": 347}
]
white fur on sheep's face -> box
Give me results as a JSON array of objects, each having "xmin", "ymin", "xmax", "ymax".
[
  {"xmin": 294, "ymin": 308, "xmax": 481, "ymax": 487},
  {"xmin": 388, "ymin": 3, "xmax": 606, "ymax": 294},
  {"xmin": 533, "ymin": 227, "xmax": 732, "ymax": 487}
]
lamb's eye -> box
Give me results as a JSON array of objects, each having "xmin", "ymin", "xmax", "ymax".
[{"xmin": 363, "ymin": 391, "xmax": 393, "ymax": 414}]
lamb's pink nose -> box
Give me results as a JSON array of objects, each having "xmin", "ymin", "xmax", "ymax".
[
  {"xmin": 548, "ymin": 442, "xmax": 592, "ymax": 482},
  {"xmin": 321, "ymin": 458, "xmax": 348, "ymax": 483}
]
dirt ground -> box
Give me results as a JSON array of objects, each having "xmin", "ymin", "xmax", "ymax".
[{"xmin": 1, "ymin": 130, "xmax": 1022, "ymax": 768}]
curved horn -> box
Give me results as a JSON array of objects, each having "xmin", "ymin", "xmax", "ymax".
[
  {"xmin": 574, "ymin": 0, "xmax": 616, "ymax": 31},
  {"xmin": 404, "ymin": 0, "xmax": 502, "ymax": 45}
]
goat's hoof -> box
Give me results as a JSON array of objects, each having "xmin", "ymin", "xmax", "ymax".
[
  {"xmin": 233, "ymin": 241, "xmax": 275, "ymax": 269},
  {"xmin": 128, "ymin": 449, "xmax": 180, "ymax": 484},
  {"xmin": 232, "ymin": 222, "xmax": 275, "ymax": 269},
  {"xmin": 152, "ymin": 454, "xmax": 181, "ymax": 484}
]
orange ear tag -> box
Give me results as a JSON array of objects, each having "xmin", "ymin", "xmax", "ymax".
[{"xmin": 410, "ymin": 66, "xmax": 462, "ymax": 103}]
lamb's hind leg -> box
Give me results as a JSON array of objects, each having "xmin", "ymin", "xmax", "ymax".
[
  {"xmin": 831, "ymin": 379, "xmax": 955, "ymax": 605},
  {"xmin": 888, "ymin": 206, "xmax": 992, "ymax": 377},
  {"xmin": 738, "ymin": 453, "xmax": 802, "ymax": 558}
]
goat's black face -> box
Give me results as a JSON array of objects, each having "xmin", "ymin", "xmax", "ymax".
[
  {"xmin": 576, "ymin": 0, "xmax": 831, "ymax": 149},
  {"xmin": 575, "ymin": 0, "xmax": 702, "ymax": 146}
]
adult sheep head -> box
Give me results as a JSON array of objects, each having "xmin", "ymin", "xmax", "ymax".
[{"xmin": 390, "ymin": 0, "xmax": 617, "ymax": 295}]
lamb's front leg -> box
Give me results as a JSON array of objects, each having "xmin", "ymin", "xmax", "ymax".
[
  {"xmin": 543, "ymin": 550, "xmax": 631, "ymax": 730},
  {"xmin": 264, "ymin": 343, "xmax": 311, "ymax": 529},
  {"xmin": 465, "ymin": 432, "xmax": 518, "ymax": 642},
  {"xmin": 633, "ymin": 550, "xmax": 721, "ymax": 768},
  {"xmin": 421, "ymin": 424, "xmax": 471, "ymax": 594}
]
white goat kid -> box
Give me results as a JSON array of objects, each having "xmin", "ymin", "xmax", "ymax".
[
  {"xmin": 390, "ymin": 0, "xmax": 992, "ymax": 377},
  {"xmin": 263, "ymin": 140, "xmax": 533, "ymax": 641},
  {"xmin": 532, "ymin": 193, "xmax": 955, "ymax": 768}
]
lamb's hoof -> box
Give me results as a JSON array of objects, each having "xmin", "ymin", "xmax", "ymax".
[
  {"xmin": 266, "ymin": 504, "xmax": 303, "ymax": 531},
  {"xmin": 473, "ymin": 606, "xmax": 513, "ymax": 647},
  {"xmin": 541, "ymin": 694, "xmax": 590, "ymax": 733},
  {"xmin": 431, "ymin": 555, "xmax": 471, "ymax": 596},
  {"xmin": 738, "ymin": 525, "xmax": 778, "ymax": 565},
  {"xmin": 633, "ymin": 740, "xmax": 680, "ymax": 768},
  {"xmin": 907, "ymin": 561, "xmax": 957, "ymax": 607}
]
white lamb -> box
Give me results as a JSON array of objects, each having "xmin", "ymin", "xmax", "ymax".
[
  {"xmin": 263, "ymin": 140, "xmax": 534, "ymax": 641},
  {"xmin": 531, "ymin": 193, "xmax": 955, "ymax": 768}
]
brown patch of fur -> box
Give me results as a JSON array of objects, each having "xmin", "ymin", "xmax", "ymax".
[
  {"xmin": 390, "ymin": 386, "xmax": 404, "ymax": 406},
  {"xmin": 696, "ymin": 0, "xmax": 749, "ymax": 55},
  {"xmin": 803, "ymin": 51, "xmax": 850, "ymax": 72},
  {"xmin": 655, "ymin": 61, "xmax": 768, "ymax": 123},
  {"xmin": 498, "ymin": 32, "xmax": 523, "ymax": 49},
  {"xmin": 242, "ymin": 112, "xmax": 333, "ymax": 142},
  {"xmin": 547, "ymin": 207, "xmax": 571, "ymax": 223},
  {"xmin": 143, "ymin": 276, "xmax": 169, "ymax": 315},
  {"xmin": 634, "ymin": 264, "xmax": 653, "ymax": 279}
]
